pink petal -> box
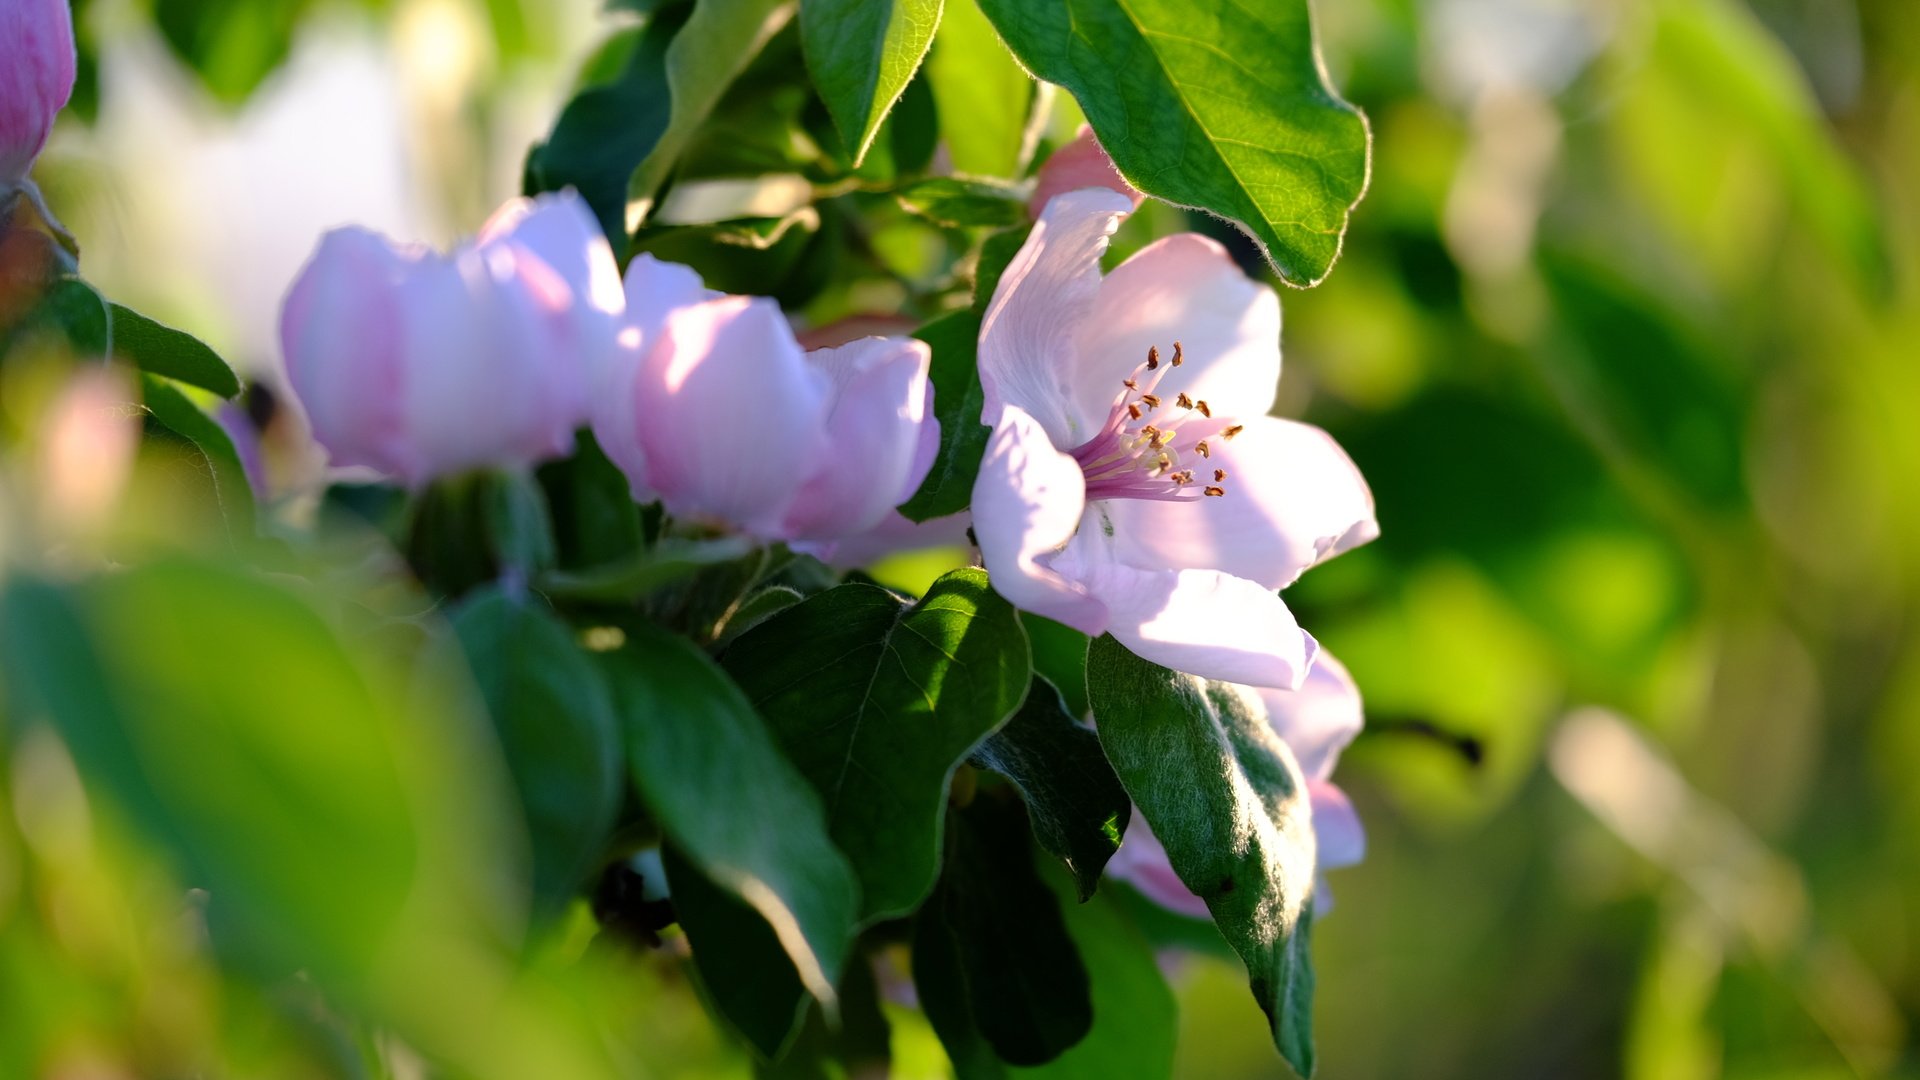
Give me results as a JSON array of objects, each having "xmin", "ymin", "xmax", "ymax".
[
  {"xmin": 477, "ymin": 190, "xmax": 625, "ymax": 324},
  {"xmin": 978, "ymin": 189, "xmax": 1135, "ymax": 446},
  {"xmin": 623, "ymin": 253, "xmax": 721, "ymax": 345},
  {"xmin": 1056, "ymin": 535, "xmax": 1316, "ymax": 690},
  {"xmin": 970, "ymin": 405, "xmax": 1107, "ymax": 634},
  {"xmin": 635, "ymin": 295, "xmax": 830, "ymax": 536},
  {"xmin": 1258, "ymin": 651, "xmax": 1363, "ymax": 781},
  {"xmin": 279, "ymin": 227, "xmax": 413, "ymax": 479},
  {"xmin": 1308, "ymin": 779, "xmax": 1365, "ymax": 870},
  {"xmin": 0, "ymin": 0, "xmax": 76, "ymax": 183},
  {"xmin": 782, "ymin": 336, "xmax": 937, "ymax": 541},
  {"xmin": 1105, "ymin": 816, "xmax": 1211, "ymax": 920},
  {"xmin": 1103, "ymin": 417, "xmax": 1377, "ymax": 590},
  {"xmin": 1071, "ymin": 233, "xmax": 1283, "ymax": 428},
  {"xmin": 593, "ymin": 255, "xmax": 717, "ymax": 501},
  {"xmin": 1029, "ymin": 125, "xmax": 1144, "ymax": 218}
]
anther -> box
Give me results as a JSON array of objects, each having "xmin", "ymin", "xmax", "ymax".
[
  {"xmin": 1195, "ymin": 440, "xmax": 1211, "ymax": 459},
  {"xmin": 1141, "ymin": 394, "xmax": 1161, "ymax": 409},
  {"xmin": 1146, "ymin": 346, "xmax": 1160, "ymax": 370},
  {"xmin": 1172, "ymin": 341, "xmax": 1184, "ymax": 366},
  {"xmin": 1222, "ymin": 424, "xmax": 1244, "ymax": 440},
  {"xmin": 1195, "ymin": 400, "xmax": 1212, "ymax": 418},
  {"xmin": 1150, "ymin": 429, "xmax": 1172, "ymax": 449},
  {"xmin": 1204, "ymin": 486, "xmax": 1225, "ymax": 497},
  {"xmin": 1213, "ymin": 468, "xmax": 1226, "ymax": 482},
  {"xmin": 1127, "ymin": 403, "xmax": 1143, "ymax": 420},
  {"xmin": 1176, "ymin": 392, "xmax": 1194, "ymax": 410},
  {"xmin": 1124, "ymin": 377, "xmax": 1138, "ymax": 390}
]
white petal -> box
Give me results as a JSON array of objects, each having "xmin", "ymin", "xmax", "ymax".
[
  {"xmin": 1308, "ymin": 779, "xmax": 1365, "ymax": 870},
  {"xmin": 783, "ymin": 337, "xmax": 936, "ymax": 540},
  {"xmin": 478, "ymin": 190, "xmax": 625, "ymax": 322},
  {"xmin": 978, "ymin": 188, "xmax": 1135, "ymax": 446},
  {"xmin": 1071, "ymin": 233, "xmax": 1283, "ymax": 428},
  {"xmin": 1058, "ymin": 532, "xmax": 1316, "ymax": 689},
  {"xmin": 1105, "ymin": 815, "xmax": 1211, "ymax": 920},
  {"xmin": 971, "ymin": 405, "xmax": 1107, "ymax": 634},
  {"xmin": 636, "ymin": 295, "xmax": 830, "ymax": 535},
  {"xmin": 279, "ymin": 227, "xmax": 413, "ymax": 479},
  {"xmin": 1104, "ymin": 416, "xmax": 1377, "ymax": 590},
  {"xmin": 1258, "ymin": 651, "xmax": 1364, "ymax": 781}
]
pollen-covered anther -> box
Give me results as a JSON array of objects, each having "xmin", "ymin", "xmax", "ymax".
[
  {"xmin": 1195, "ymin": 400, "xmax": 1212, "ymax": 418},
  {"xmin": 1222, "ymin": 424, "xmax": 1244, "ymax": 440},
  {"xmin": 1195, "ymin": 440, "xmax": 1211, "ymax": 459},
  {"xmin": 1213, "ymin": 468, "xmax": 1226, "ymax": 482},
  {"xmin": 1146, "ymin": 345, "xmax": 1160, "ymax": 370},
  {"xmin": 1176, "ymin": 391, "xmax": 1194, "ymax": 410},
  {"xmin": 1127, "ymin": 403, "xmax": 1143, "ymax": 420},
  {"xmin": 1123, "ymin": 377, "xmax": 1138, "ymax": 390},
  {"xmin": 1171, "ymin": 341, "xmax": 1184, "ymax": 366},
  {"xmin": 1204, "ymin": 486, "xmax": 1225, "ymax": 497},
  {"xmin": 1141, "ymin": 394, "xmax": 1161, "ymax": 410},
  {"xmin": 1171, "ymin": 470, "xmax": 1195, "ymax": 485},
  {"xmin": 1149, "ymin": 429, "xmax": 1172, "ymax": 449}
]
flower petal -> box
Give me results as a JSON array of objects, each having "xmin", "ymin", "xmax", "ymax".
[
  {"xmin": 971, "ymin": 405, "xmax": 1107, "ymax": 634},
  {"xmin": 1029, "ymin": 125, "xmax": 1143, "ymax": 218},
  {"xmin": 0, "ymin": 0, "xmax": 76, "ymax": 183},
  {"xmin": 1070, "ymin": 233, "xmax": 1283, "ymax": 428},
  {"xmin": 1258, "ymin": 651, "xmax": 1363, "ymax": 781},
  {"xmin": 1103, "ymin": 416, "xmax": 1377, "ymax": 590},
  {"xmin": 477, "ymin": 190, "xmax": 625, "ymax": 325},
  {"xmin": 1058, "ymin": 532, "xmax": 1316, "ymax": 689},
  {"xmin": 592, "ymin": 255, "xmax": 717, "ymax": 501},
  {"xmin": 279, "ymin": 227, "xmax": 413, "ymax": 479},
  {"xmin": 1105, "ymin": 815, "xmax": 1211, "ymax": 920},
  {"xmin": 1308, "ymin": 779, "xmax": 1365, "ymax": 870},
  {"xmin": 978, "ymin": 188, "xmax": 1135, "ymax": 445},
  {"xmin": 782, "ymin": 336, "xmax": 937, "ymax": 540},
  {"xmin": 635, "ymin": 294, "xmax": 831, "ymax": 535}
]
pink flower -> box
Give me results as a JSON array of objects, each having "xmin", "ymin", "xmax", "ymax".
[
  {"xmin": 971, "ymin": 188, "xmax": 1377, "ymax": 690},
  {"xmin": 0, "ymin": 0, "xmax": 75, "ymax": 185},
  {"xmin": 1029, "ymin": 126, "xmax": 1142, "ymax": 219},
  {"xmin": 593, "ymin": 256, "xmax": 938, "ymax": 542},
  {"xmin": 1107, "ymin": 653, "xmax": 1368, "ymax": 918},
  {"xmin": 280, "ymin": 191, "xmax": 616, "ymax": 486}
]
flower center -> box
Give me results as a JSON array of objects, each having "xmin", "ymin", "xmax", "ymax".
[{"xmin": 1068, "ymin": 342, "xmax": 1242, "ymax": 503}]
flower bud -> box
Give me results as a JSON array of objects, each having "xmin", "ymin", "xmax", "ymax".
[
  {"xmin": 1029, "ymin": 125, "xmax": 1143, "ymax": 219},
  {"xmin": 280, "ymin": 191, "xmax": 616, "ymax": 485},
  {"xmin": 1, "ymin": 0, "xmax": 77, "ymax": 186}
]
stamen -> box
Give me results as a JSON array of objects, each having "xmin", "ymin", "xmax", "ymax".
[
  {"xmin": 1196, "ymin": 440, "xmax": 1211, "ymax": 459},
  {"xmin": 1176, "ymin": 392, "xmax": 1194, "ymax": 410},
  {"xmin": 1213, "ymin": 468, "xmax": 1226, "ymax": 482},
  {"xmin": 1222, "ymin": 424, "xmax": 1244, "ymax": 440},
  {"xmin": 1124, "ymin": 377, "xmax": 1138, "ymax": 390},
  {"xmin": 1172, "ymin": 341, "xmax": 1184, "ymax": 366},
  {"xmin": 1141, "ymin": 394, "xmax": 1161, "ymax": 410},
  {"xmin": 1127, "ymin": 403, "xmax": 1143, "ymax": 420},
  {"xmin": 1204, "ymin": 486, "xmax": 1225, "ymax": 497},
  {"xmin": 1146, "ymin": 346, "xmax": 1160, "ymax": 370},
  {"xmin": 1196, "ymin": 400, "xmax": 1212, "ymax": 418}
]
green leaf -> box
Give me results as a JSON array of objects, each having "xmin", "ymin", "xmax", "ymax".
[
  {"xmin": 913, "ymin": 796, "xmax": 1092, "ymax": 1069},
  {"xmin": 722, "ymin": 569, "xmax": 1031, "ymax": 921},
  {"xmin": 1086, "ymin": 635, "xmax": 1319, "ymax": 1076},
  {"xmin": 970, "ymin": 679, "xmax": 1128, "ymax": 900},
  {"xmin": 526, "ymin": 17, "xmax": 680, "ymax": 249},
  {"xmin": 405, "ymin": 471, "xmax": 557, "ymax": 599},
  {"xmin": 897, "ymin": 177, "xmax": 1030, "ymax": 228},
  {"xmin": 448, "ymin": 589, "xmax": 622, "ymax": 923},
  {"xmin": 975, "ymin": 0, "xmax": 1370, "ymax": 287},
  {"xmin": 626, "ymin": 0, "xmax": 799, "ymax": 232},
  {"xmin": 535, "ymin": 535, "xmax": 756, "ymax": 604},
  {"xmin": 139, "ymin": 373, "xmax": 258, "ymax": 541},
  {"xmin": 107, "ymin": 302, "xmax": 241, "ymax": 398},
  {"xmin": 800, "ymin": 0, "xmax": 944, "ymax": 166},
  {"xmin": 600, "ymin": 622, "xmax": 859, "ymax": 1002},
  {"xmin": 925, "ymin": 0, "xmax": 1043, "ymax": 179},
  {"xmin": 1019, "ymin": 885, "xmax": 1179, "ymax": 1079},
  {"xmin": 896, "ymin": 309, "xmax": 987, "ymax": 522},
  {"xmin": 663, "ymin": 845, "xmax": 811, "ymax": 1061},
  {"xmin": 756, "ymin": 947, "xmax": 893, "ymax": 1079},
  {"xmin": 536, "ymin": 430, "xmax": 645, "ymax": 572},
  {"xmin": 714, "ymin": 585, "xmax": 806, "ymax": 649},
  {"xmin": 2, "ymin": 565, "xmax": 420, "ymax": 989},
  {"xmin": 1021, "ymin": 613, "xmax": 1089, "ymax": 721},
  {"xmin": 152, "ymin": 0, "xmax": 307, "ymax": 107}
]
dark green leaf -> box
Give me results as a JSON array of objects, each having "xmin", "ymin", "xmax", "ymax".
[
  {"xmin": 664, "ymin": 845, "xmax": 810, "ymax": 1061},
  {"xmin": 601, "ymin": 622, "xmax": 859, "ymax": 1001},
  {"xmin": 925, "ymin": 0, "xmax": 1042, "ymax": 179},
  {"xmin": 525, "ymin": 17, "xmax": 680, "ymax": 249},
  {"xmin": 1019, "ymin": 884, "xmax": 1179, "ymax": 1079},
  {"xmin": 449, "ymin": 589, "xmax": 622, "ymax": 923},
  {"xmin": 537, "ymin": 430, "xmax": 645, "ymax": 571},
  {"xmin": 800, "ymin": 0, "xmax": 943, "ymax": 165},
  {"xmin": 897, "ymin": 310, "xmax": 986, "ymax": 522},
  {"xmin": 535, "ymin": 536, "xmax": 756, "ymax": 604},
  {"xmin": 107, "ymin": 302, "xmax": 241, "ymax": 398},
  {"xmin": 405, "ymin": 471, "xmax": 556, "ymax": 599},
  {"xmin": 626, "ymin": 0, "xmax": 798, "ymax": 230},
  {"xmin": 153, "ymin": 0, "xmax": 307, "ymax": 107},
  {"xmin": 970, "ymin": 679, "xmax": 1128, "ymax": 900},
  {"xmin": 722, "ymin": 569, "xmax": 1030, "ymax": 920},
  {"xmin": 139, "ymin": 373, "xmax": 258, "ymax": 541},
  {"xmin": 897, "ymin": 177, "xmax": 1030, "ymax": 228},
  {"xmin": 714, "ymin": 585, "xmax": 805, "ymax": 648},
  {"xmin": 1087, "ymin": 635, "xmax": 1319, "ymax": 1076},
  {"xmin": 913, "ymin": 796, "xmax": 1092, "ymax": 1068},
  {"xmin": 1021, "ymin": 613, "xmax": 1089, "ymax": 720},
  {"xmin": 754, "ymin": 944, "xmax": 892, "ymax": 1079},
  {"xmin": 975, "ymin": 0, "xmax": 1370, "ymax": 287}
]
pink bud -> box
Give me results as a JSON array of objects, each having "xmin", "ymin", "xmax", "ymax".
[
  {"xmin": 279, "ymin": 192, "xmax": 615, "ymax": 485},
  {"xmin": 1028, "ymin": 126, "xmax": 1143, "ymax": 219},
  {"xmin": 1, "ymin": 0, "xmax": 77, "ymax": 185}
]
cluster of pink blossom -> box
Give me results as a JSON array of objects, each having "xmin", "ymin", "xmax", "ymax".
[
  {"xmin": 275, "ymin": 128, "xmax": 1375, "ymax": 916},
  {"xmin": 0, "ymin": 0, "xmax": 72, "ymax": 189}
]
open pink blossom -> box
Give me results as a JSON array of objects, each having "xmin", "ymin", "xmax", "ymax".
[
  {"xmin": 593, "ymin": 257, "xmax": 938, "ymax": 541},
  {"xmin": 280, "ymin": 191, "xmax": 615, "ymax": 486},
  {"xmin": 972, "ymin": 188, "xmax": 1377, "ymax": 689},
  {"xmin": 1, "ymin": 0, "xmax": 75, "ymax": 186},
  {"xmin": 1107, "ymin": 652, "xmax": 1368, "ymax": 918}
]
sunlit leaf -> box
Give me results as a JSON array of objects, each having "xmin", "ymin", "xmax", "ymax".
[{"xmin": 801, "ymin": 0, "xmax": 944, "ymax": 166}]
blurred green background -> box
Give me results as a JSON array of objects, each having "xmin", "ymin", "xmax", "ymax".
[{"xmin": 8, "ymin": 0, "xmax": 1920, "ymax": 1077}]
